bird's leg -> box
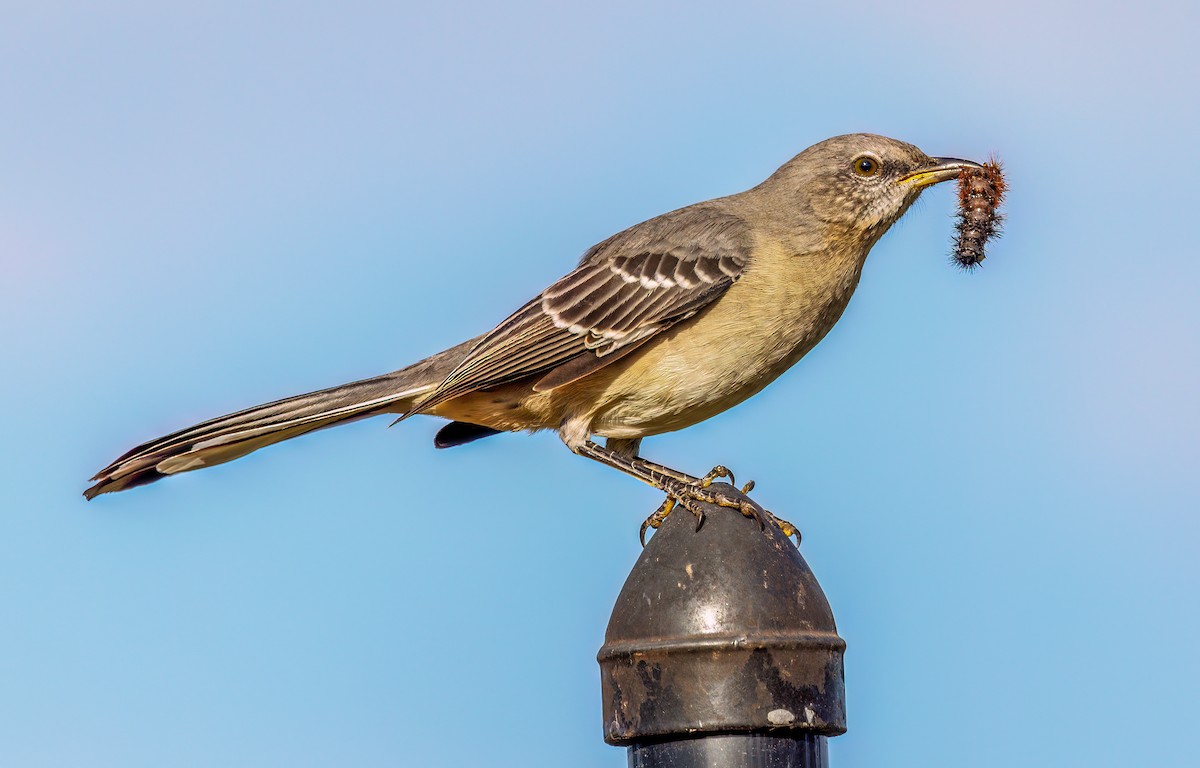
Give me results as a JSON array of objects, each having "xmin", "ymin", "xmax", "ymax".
[
  {"xmin": 604, "ymin": 438, "xmax": 747, "ymax": 491},
  {"xmin": 634, "ymin": 461, "xmax": 799, "ymax": 544},
  {"xmin": 628, "ymin": 456, "xmax": 800, "ymax": 543},
  {"xmin": 619, "ymin": 453, "xmax": 787, "ymax": 537},
  {"xmin": 588, "ymin": 439, "xmax": 800, "ymax": 544},
  {"xmin": 574, "ymin": 439, "xmax": 774, "ymax": 545}
]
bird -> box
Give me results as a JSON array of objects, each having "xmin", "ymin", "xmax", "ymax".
[{"xmin": 86, "ymin": 133, "xmax": 982, "ymax": 539}]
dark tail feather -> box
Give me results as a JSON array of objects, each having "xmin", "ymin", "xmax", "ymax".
[
  {"xmin": 85, "ymin": 337, "xmax": 482, "ymax": 499},
  {"xmin": 434, "ymin": 421, "xmax": 503, "ymax": 449}
]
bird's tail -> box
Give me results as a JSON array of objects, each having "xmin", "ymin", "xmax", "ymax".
[{"xmin": 84, "ymin": 338, "xmax": 480, "ymax": 499}]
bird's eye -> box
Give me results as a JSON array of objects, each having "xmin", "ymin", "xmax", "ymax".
[{"xmin": 852, "ymin": 155, "xmax": 881, "ymax": 177}]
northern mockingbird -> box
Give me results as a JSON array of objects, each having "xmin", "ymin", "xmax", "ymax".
[{"xmin": 86, "ymin": 133, "xmax": 983, "ymax": 538}]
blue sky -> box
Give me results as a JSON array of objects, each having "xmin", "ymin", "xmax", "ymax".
[{"xmin": 3, "ymin": 1, "xmax": 1197, "ymax": 766}]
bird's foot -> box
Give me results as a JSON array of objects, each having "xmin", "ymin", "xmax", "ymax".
[
  {"xmin": 638, "ymin": 466, "xmax": 771, "ymax": 545},
  {"xmin": 768, "ymin": 512, "xmax": 801, "ymax": 545}
]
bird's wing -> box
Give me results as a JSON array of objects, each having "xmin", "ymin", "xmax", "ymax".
[{"xmin": 412, "ymin": 206, "xmax": 752, "ymax": 411}]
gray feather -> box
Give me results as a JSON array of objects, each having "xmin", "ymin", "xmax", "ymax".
[
  {"xmin": 84, "ymin": 337, "xmax": 480, "ymax": 499},
  {"xmin": 413, "ymin": 205, "xmax": 753, "ymax": 409}
]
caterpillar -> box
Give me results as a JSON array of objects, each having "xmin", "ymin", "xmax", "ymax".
[{"xmin": 953, "ymin": 159, "xmax": 1006, "ymax": 270}]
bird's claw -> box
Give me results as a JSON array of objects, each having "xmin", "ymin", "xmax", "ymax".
[
  {"xmin": 639, "ymin": 493, "xmax": 707, "ymax": 546},
  {"xmin": 699, "ymin": 465, "xmax": 735, "ymax": 488},
  {"xmin": 768, "ymin": 512, "xmax": 802, "ymax": 546},
  {"xmin": 640, "ymin": 466, "xmax": 775, "ymax": 545}
]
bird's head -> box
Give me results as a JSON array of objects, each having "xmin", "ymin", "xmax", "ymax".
[{"xmin": 764, "ymin": 133, "xmax": 982, "ymax": 242}]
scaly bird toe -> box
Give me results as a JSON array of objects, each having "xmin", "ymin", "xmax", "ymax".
[
  {"xmin": 640, "ymin": 471, "xmax": 771, "ymax": 545},
  {"xmin": 699, "ymin": 465, "xmax": 735, "ymax": 488},
  {"xmin": 639, "ymin": 487, "xmax": 708, "ymax": 546},
  {"xmin": 768, "ymin": 512, "xmax": 802, "ymax": 546}
]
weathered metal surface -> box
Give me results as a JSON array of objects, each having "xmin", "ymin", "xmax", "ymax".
[
  {"xmin": 628, "ymin": 733, "xmax": 828, "ymax": 768},
  {"xmin": 598, "ymin": 483, "xmax": 846, "ymax": 746}
]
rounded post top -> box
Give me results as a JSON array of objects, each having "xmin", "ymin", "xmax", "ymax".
[{"xmin": 598, "ymin": 484, "xmax": 847, "ymax": 745}]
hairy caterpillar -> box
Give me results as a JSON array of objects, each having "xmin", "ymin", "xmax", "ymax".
[{"xmin": 953, "ymin": 159, "xmax": 1006, "ymax": 270}]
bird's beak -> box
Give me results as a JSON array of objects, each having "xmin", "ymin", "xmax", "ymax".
[{"xmin": 900, "ymin": 157, "xmax": 984, "ymax": 189}]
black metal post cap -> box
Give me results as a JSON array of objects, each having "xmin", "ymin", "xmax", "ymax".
[{"xmin": 598, "ymin": 484, "xmax": 846, "ymax": 746}]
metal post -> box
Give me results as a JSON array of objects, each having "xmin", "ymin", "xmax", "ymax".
[{"xmin": 598, "ymin": 483, "xmax": 846, "ymax": 767}]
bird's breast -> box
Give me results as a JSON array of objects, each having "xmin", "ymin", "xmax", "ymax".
[{"xmin": 586, "ymin": 238, "xmax": 867, "ymax": 438}]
